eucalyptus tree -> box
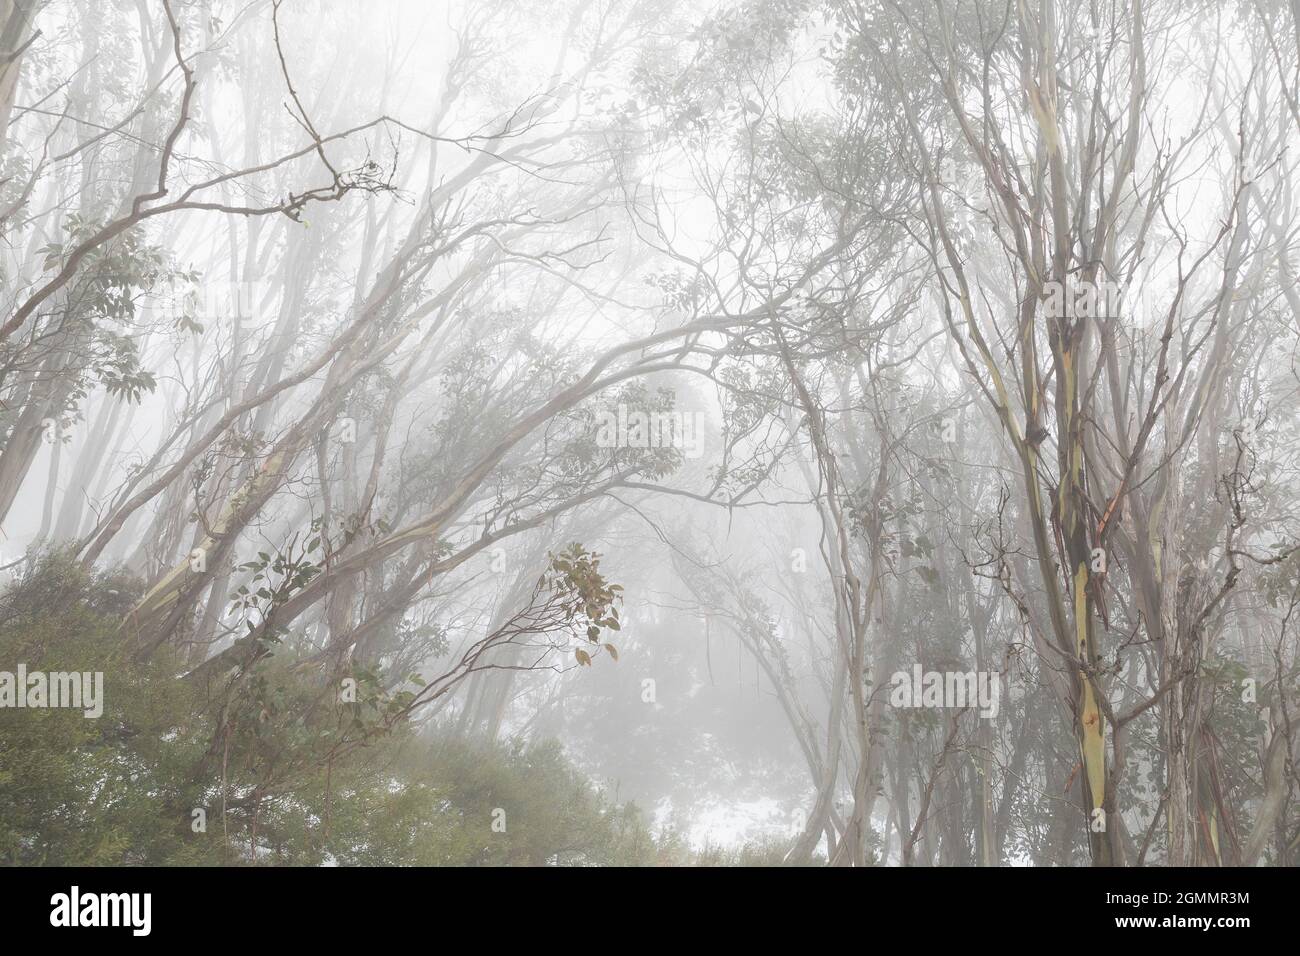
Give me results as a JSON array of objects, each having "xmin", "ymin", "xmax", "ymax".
[
  {"xmin": 0, "ymin": 0, "xmax": 403, "ymax": 534},
  {"xmin": 824, "ymin": 0, "xmax": 1300, "ymax": 864}
]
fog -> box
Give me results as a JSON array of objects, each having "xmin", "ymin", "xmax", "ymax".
[{"xmin": 0, "ymin": 0, "xmax": 1297, "ymax": 867}]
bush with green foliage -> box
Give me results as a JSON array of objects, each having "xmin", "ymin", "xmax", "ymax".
[{"xmin": 0, "ymin": 552, "xmax": 761, "ymax": 866}]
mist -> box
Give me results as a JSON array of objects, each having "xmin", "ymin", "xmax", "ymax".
[{"xmin": 0, "ymin": 0, "xmax": 1297, "ymax": 870}]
